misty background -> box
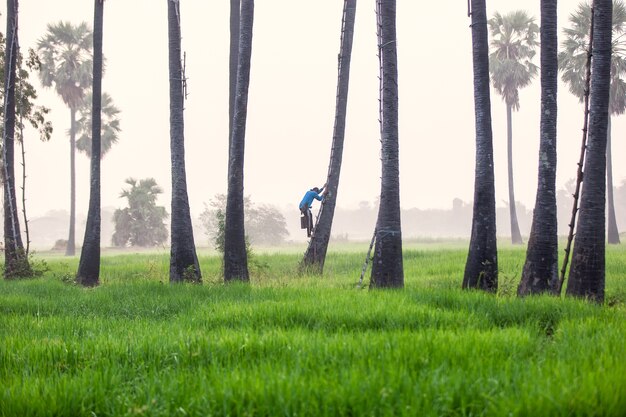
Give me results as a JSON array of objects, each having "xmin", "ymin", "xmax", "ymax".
[{"xmin": 2, "ymin": 0, "xmax": 624, "ymax": 249}]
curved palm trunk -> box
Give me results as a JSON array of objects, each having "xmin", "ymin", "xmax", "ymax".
[
  {"xmin": 76, "ymin": 0, "xmax": 103, "ymax": 287},
  {"xmin": 229, "ymin": 0, "xmax": 240, "ymax": 141},
  {"xmin": 3, "ymin": 0, "xmax": 29, "ymax": 278},
  {"xmin": 370, "ymin": 0, "xmax": 403, "ymax": 289},
  {"xmin": 567, "ymin": 0, "xmax": 612, "ymax": 303},
  {"xmin": 301, "ymin": 0, "xmax": 356, "ymax": 273},
  {"xmin": 506, "ymin": 104, "xmax": 523, "ymax": 244},
  {"xmin": 224, "ymin": 0, "xmax": 254, "ymax": 282},
  {"xmin": 606, "ymin": 117, "xmax": 620, "ymax": 244},
  {"xmin": 66, "ymin": 107, "xmax": 77, "ymax": 256},
  {"xmin": 463, "ymin": 0, "xmax": 498, "ymax": 292},
  {"xmin": 518, "ymin": 0, "xmax": 559, "ymax": 296},
  {"xmin": 167, "ymin": 0, "xmax": 201, "ymax": 283}
]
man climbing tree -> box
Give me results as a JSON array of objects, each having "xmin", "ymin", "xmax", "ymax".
[
  {"xmin": 299, "ymin": 183, "xmax": 327, "ymax": 238},
  {"xmin": 301, "ymin": 0, "xmax": 356, "ymax": 273}
]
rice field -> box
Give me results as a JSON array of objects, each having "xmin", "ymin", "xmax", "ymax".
[{"xmin": 1, "ymin": 242, "xmax": 625, "ymax": 416}]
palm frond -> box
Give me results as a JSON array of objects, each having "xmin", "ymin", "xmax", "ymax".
[{"xmin": 560, "ymin": 0, "xmax": 626, "ymax": 114}]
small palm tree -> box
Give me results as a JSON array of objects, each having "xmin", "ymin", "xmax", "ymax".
[
  {"xmin": 489, "ymin": 10, "xmax": 539, "ymax": 244},
  {"xmin": 75, "ymin": 91, "xmax": 121, "ymax": 158},
  {"xmin": 559, "ymin": 0, "xmax": 625, "ymax": 244},
  {"xmin": 112, "ymin": 178, "xmax": 169, "ymax": 248},
  {"xmin": 37, "ymin": 21, "xmax": 93, "ymax": 256}
]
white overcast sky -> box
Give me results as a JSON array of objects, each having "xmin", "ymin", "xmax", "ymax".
[{"xmin": 2, "ymin": 0, "xmax": 623, "ymax": 218}]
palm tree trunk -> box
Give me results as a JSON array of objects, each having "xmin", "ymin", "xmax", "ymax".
[
  {"xmin": 167, "ymin": 0, "xmax": 201, "ymax": 283},
  {"xmin": 606, "ymin": 116, "xmax": 620, "ymax": 244},
  {"xmin": 3, "ymin": 0, "xmax": 29, "ymax": 278},
  {"xmin": 518, "ymin": 0, "xmax": 559, "ymax": 296},
  {"xmin": 370, "ymin": 0, "xmax": 403, "ymax": 289},
  {"xmin": 224, "ymin": 0, "xmax": 254, "ymax": 282},
  {"xmin": 567, "ymin": 0, "xmax": 612, "ymax": 303},
  {"xmin": 229, "ymin": 0, "xmax": 240, "ymax": 142},
  {"xmin": 76, "ymin": 0, "xmax": 103, "ymax": 287},
  {"xmin": 301, "ymin": 0, "xmax": 356, "ymax": 273},
  {"xmin": 507, "ymin": 104, "xmax": 523, "ymax": 244},
  {"xmin": 66, "ymin": 107, "xmax": 77, "ymax": 256},
  {"xmin": 463, "ymin": 0, "xmax": 498, "ymax": 292}
]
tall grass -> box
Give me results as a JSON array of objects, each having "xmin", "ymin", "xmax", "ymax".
[{"xmin": 1, "ymin": 244, "xmax": 625, "ymax": 416}]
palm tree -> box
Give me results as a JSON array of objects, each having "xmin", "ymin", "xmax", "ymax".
[
  {"xmin": 167, "ymin": 0, "xmax": 201, "ymax": 283},
  {"xmin": 112, "ymin": 178, "xmax": 169, "ymax": 247},
  {"xmin": 301, "ymin": 0, "xmax": 356, "ymax": 273},
  {"xmin": 3, "ymin": 0, "xmax": 30, "ymax": 278},
  {"xmin": 37, "ymin": 21, "xmax": 93, "ymax": 256},
  {"xmin": 489, "ymin": 11, "xmax": 539, "ymax": 245},
  {"xmin": 463, "ymin": 0, "xmax": 498, "ymax": 292},
  {"xmin": 77, "ymin": 0, "xmax": 104, "ymax": 287},
  {"xmin": 224, "ymin": 0, "xmax": 254, "ymax": 282},
  {"xmin": 518, "ymin": 0, "xmax": 559, "ymax": 296},
  {"xmin": 567, "ymin": 0, "xmax": 612, "ymax": 303},
  {"xmin": 559, "ymin": 0, "xmax": 625, "ymax": 244},
  {"xmin": 370, "ymin": 0, "xmax": 403, "ymax": 289},
  {"xmin": 75, "ymin": 92, "xmax": 121, "ymax": 158}
]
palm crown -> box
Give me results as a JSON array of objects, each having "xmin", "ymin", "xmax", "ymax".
[
  {"xmin": 75, "ymin": 92, "xmax": 121, "ymax": 158},
  {"xmin": 489, "ymin": 11, "xmax": 539, "ymax": 110},
  {"xmin": 37, "ymin": 21, "xmax": 93, "ymax": 110},
  {"xmin": 559, "ymin": 1, "xmax": 626, "ymax": 115}
]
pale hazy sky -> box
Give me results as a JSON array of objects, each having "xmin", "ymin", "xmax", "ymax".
[{"xmin": 2, "ymin": 0, "xmax": 624, "ymax": 222}]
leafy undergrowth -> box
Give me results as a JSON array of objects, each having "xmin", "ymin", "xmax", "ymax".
[{"xmin": 1, "ymin": 243, "xmax": 625, "ymax": 416}]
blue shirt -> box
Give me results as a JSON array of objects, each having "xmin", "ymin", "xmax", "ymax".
[{"xmin": 299, "ymin": 190, "xmax": 323, "ymax": 209}]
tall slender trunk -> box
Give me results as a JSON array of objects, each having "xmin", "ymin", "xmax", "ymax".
[
  {"xmin": 567, "ymin": 0, "xmax": 612, "ymax": 303},
  {"xmin": 370, "ymin": 0, "xmax": 403, "ymax": 289},
  {"xmin": 229, "ymin": 0, "xmax": 240, "ymax": 141},
  {"xmin": 506, "ymin": 104, "xmax": 523, "ymax": 244},
  {"xmin": 168, "ymin": 0, "xmax": 201, "ymax": 283},
  {"xmin": 3, "ymin": 0, "xmax": 29, "ymax": 278},
  {"xmin": 224, "ymin": 0, "xmax": 254, "ymax": 282},
  {"xmin": 301, "ymin": 0, "xmax": 356, "ymax": 273},
  {"xmin": 463, "ymin": 0, "xmax": 498, "ymax": 292},
  {"xmin": 76, "ymin": 0, "xmax": 103, "ymax": 287},
  {"xmin": 606, "ymin": 116, "xmax": 620, "ymax": 244},
  {"xmin": 518, "ymin": 0, "xmax": 559, "ymax": 296},
  {"xmin": 66, "ymin": 107, "xmax": 77, "ymax": 256}
]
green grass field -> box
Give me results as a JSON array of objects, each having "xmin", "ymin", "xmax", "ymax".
[{"xmin": 1, "ymin": 242, "xmax": 626, "ymax": 416}]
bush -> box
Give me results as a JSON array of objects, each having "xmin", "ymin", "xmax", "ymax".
[{"xmin": 200, "ymin": 194, "xmax": 289, "ymax": 247}]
